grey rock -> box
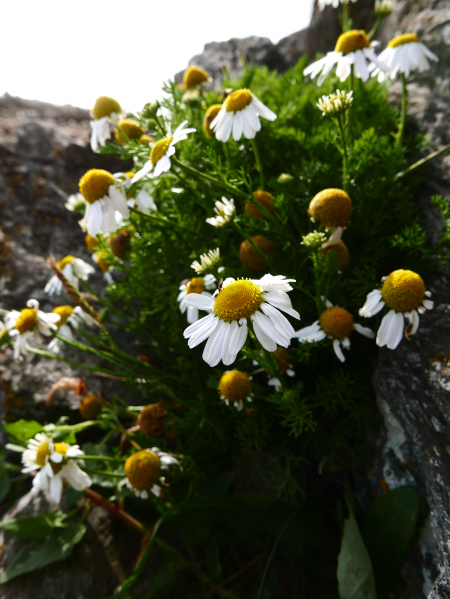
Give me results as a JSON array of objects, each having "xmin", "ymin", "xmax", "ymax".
[{"xmin": 16, "ymin": 122, "xmax": 68, "ymax": 162}]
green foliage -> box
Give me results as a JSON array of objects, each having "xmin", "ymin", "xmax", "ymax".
[
  {"xmin": 0, "ymin": 513, "xmax": 66, "ymax": 540},
  {"xmin": 3, "ymin": 419, "xmax": 43, "ymax": 444}
]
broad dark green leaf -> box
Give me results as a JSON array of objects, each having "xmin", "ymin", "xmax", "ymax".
[
  {"xmin": 0, "ymin": 453, "xmax": 10, "ymax": 502},
  {"xmin": 337, "ymin": 502, "xmax": 377, "ymax": 599},
  {"xmin": 3, "ymin": 420, "xmax": 43, "ymax": 444},
  {"xmin": 0, "ymin": 522, "xmax": 86, "ymax": 583},
  {"xmin": 362, "ymin": 486, "xmax": 419, "ymax": 598},
  {"xmin": 0, "ymin": 513, "xmax": 62, "ymax": 540}
]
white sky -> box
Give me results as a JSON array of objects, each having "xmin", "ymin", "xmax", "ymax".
[{"xmin": 0, "ymin": 0, "xmax": 314, "ymax": 111}]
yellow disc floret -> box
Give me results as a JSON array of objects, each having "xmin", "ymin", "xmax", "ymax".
[
  {"xmin": 245, "ymin": 190, "xmax": 277, "ymax": 220},
  {"xmin": 53, "ymin": 305, "xmax": 73, "ymax": 327},
  {"xmin": 335, "ymin": 30, "xmax": 370, "ymax": 54},
  {"xmin": 36, "ymin": 441, "xmax": 51, "ymax": 467},
  {"xmin": 138, "ymin": 403, "xmax": 167, "ymax": 438},
  {"xmin": 186, "ymin": 277, "xmax": 205, "ymax": 295},
  {"xmin": 388, "ymin": 33, "xmax": 420, "ymax": 48},
  {"xmin": 381, "ymin": 269, "xmax": 425, "ymax": 311},
  {"xmin": 308, "ymin": 189, "xmax": 352, "ymax": 228},
  {"xmin": 218, "ymin": 370, "xmax": 251, "ymax": 403},
  {"xmin": 85, "ymin": 235, "xmax": 99, "ymax": 253},
  {"xmin": 321, "ymin": 240, "xmax": 349, "ymax": 268},
  {"xmin": 239, "ymin": 236, "xmax": 275, "ymax": 271},
  {"xmin": 50, "ymin": 442, "xmax": 69, "ymax": 475},
  {"xmin": 114, "ymin": 119, "xmax": 145, "ymax": 144},
  {"xmin": 225, "ymin": 89, "xmax": 253, "ymax": 113},
  {"xmin": 96, "ymin": 252, "xmax": 110, "ymax": 273},
  {"xmin": 79, "ymin": 169, "xmax": 115, "ymax": 204},
  {"xmin": 57, "ymin": 255, "xmax": 76, "ymax": 270},
  {"xmin": 214, "ymin": 279, "xmax": 263, "ymax": 321},
  {"xmin": 92, "ymin": 96, "xmax": 121, "ymax": 120},
  {"xmin": 125, "ymin": 450, "xmax": 161, "ymax": 491},
  {"xmin": 139, "ymin": 134, "xmax": 154, "ymax": 145},
  {"xmin": 203, "ymin": 104, "xmax": 222, "ymax": 136},
  {"xmin": 320, "ymin": 306, "xmax": 354, "ymax": 339},
  {"xmin": 15, "ymin": 308, "xmax": 38, "ymax": 335},
  {"xmin": 79, "ymin": 395, "xmax": 105, "ymax": 420},
  {"xmin": 150, "ymin": 137, "xmax": 173, "ymax": 166},
  {"xmin": 183, "ymin": 65, "xmax": 209, "ymax": 90}
]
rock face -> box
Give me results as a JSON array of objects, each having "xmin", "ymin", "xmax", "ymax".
[{"xmin": 1, "ymin": 1, "xmax": 450, "ymax": 597}]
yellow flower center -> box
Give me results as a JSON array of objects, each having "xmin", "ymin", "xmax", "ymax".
[
  {"xmin": 50, "ymin": 442, "xmax": 70, "ymax": 475},
  {"xmin": 319, "ymin": 306, "xmax": 354, "ymax": 339},
  {"xmin": 388, "ymin": 33, "xmax": 420, "ymax": 48},
  {"xmin": 308, "ymin": 188, "xmax": 352, "ymax": 228},
  {"xmin": 96, "ymin": 252, "xmax": 110, "ymax": 273},
  {"xmin": 85, "ymin": 235, "xmax": 99, "ymax": 253},
  {"xmin": 79, "ymin": 395, "xmax": 105, "ymax": 420},
  {"xmin": 91, "ymin": 96, "xmax": 121, "ymax": 120},
  {"xmin": 139, "ymin": 134, "xmax": 154, "ymax": 145},
  {"xmin": 225, "ymin": 89, "xmax": 253, "ymax": 113},
  {"xmin": 79, "ymin": 169, "xmax": 115, "ymax": 204},
  {"xmin": 203, "ymin": 104, "xmax": 222, "ymax": 135},
  {"xmin": 335, "ymin": 30, "xmax": 370, "ymax": 54},
  {"xmin": 214, "ymin": 279, "xmax": 263, "ymax": 322},
  {"xmin": 53, "ymin": 305, "xmax": 74, "ymax": 327},
  {"xmin": 125, "ymin": 450, "xmax": 161, "ymax": 491},
  {"xmin": 218, "ymin": 370, "xmax": 251, "ymax": 403},
  {"xmin": 320, "ymin": 241, "xmax": 349, "ymax": 268},
  {"xmin": 186, "ymin": 277, "xmax": 205, "ymax": 295},
  {"xmin": 57, "ymin": 255, "xmax": 76, "ymax": 271},
  {"xmin": 183, "ymin": 65, "xmax": 209, "ymax": 90},
  {"xmin": 245, "ymin": 190, "xmax": 277, "ymax": 220},
  {"xmin": 150, "ymin": 137, "xmax": 173, "ymax": 165},
  {"xmin": 381, "ymin": 269, "xmax": 425, "ymax": 311},
  {"xmin": 15, "ymin": 308, "xmax": 38, "ymax": 335},
  {"xmin": 114, "ymin": 119, "xmax": 145, "ymax": 144},
  {"xmin": 138, "ymin": 403, "xmax": 167, "ymax": 438},
  {"xmin": 273, "ymin": 347, "xmax": 290, "ymax": 373},
  {"xmin": 239, "ymin": 236, "xmax": 275, "ymax": 271},
  {"xmin": 36, "ymin": 441, "xmax": 51, "ymax": 467}
]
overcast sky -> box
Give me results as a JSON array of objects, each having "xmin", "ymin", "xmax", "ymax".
[{"xmin": 0, "ymin": 0, "xmax": 315, "ymax": 111}]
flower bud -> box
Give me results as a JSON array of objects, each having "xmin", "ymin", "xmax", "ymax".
[{"xmin": 239, "ymin": 236, "xmax": 275, "ymax": 271}]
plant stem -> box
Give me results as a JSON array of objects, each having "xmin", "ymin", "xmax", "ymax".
[
  {"xmin": 337, "ymin": 113, "xmax": 349, "ymax": 190},
  {"xmin": 396, "ymin": 73, "xmax": 408, "ymax": 148},
  {"xmin": 129, "ymin": 206, "xmax": 203, "ymax": 240},
  {"xmin": 172, "ymin": 155, "xmax": 247, "ymax": 198},
  {"xmin": 342, "ymin": 2, "xmax": 350, "ymax": 32},
  {"xmin": 368, "ymin": 16, "xmax": 383, "ymax": 40},
  {"xmin": 83, "ymin": 487, "xmax": 148, "ymax": 535},
  {"xmin": 395, "ymin": 142, "xmax": 450, "ymax": 179},
  {"xmin": 26, "ymin": 346, "xmax": 128, "ymax": 378},
  {"xmin": 70, "ymin": 454, "xmax": 126, "ymax": 462},
  {"xmin": 251, "ymin": 138, "xmax": 265, "ymax": 189},
  {"xmin": 82, "ymin": 467, "xmax": 124, "ymax": 478}
]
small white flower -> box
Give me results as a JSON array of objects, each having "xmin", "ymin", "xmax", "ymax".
[
  {"xmin": 210, "ymin": 89, "xmax": 276, "ymax": 143},
  {"xmin": 318, "ymin": 0, "xmax": 357, "ymax": 9},
  {"xmin": 206, "ymin": 197, "xmax": 236, "ymax": 227},
  {"xmin": 304, "ymin": 30, "xmax": 386, "ymax": 86},
  {"xmin": 132, "ymin": 121, "xmax": 196, "ymax": 183},
  {"xmin": 369, "ymin": 33, "xmax": 438, "ymax": 82},
  {"xmin": 125, "ymin": 448, "xmax": 180, "ymax": 499},
  {"xmin": 5, "ymin": 299, "xmax": 60, "ymax": 359},
  {"xmin": 317, "ymin": 90, "xmax": 353, "ymax": 116},
  {"xmin": 178, "ymin": 274, "xmax": 216, "ymax": 324},
  {"xmin": 65, "ymin": 192, "xmax": 87, "ymax": 214},
  {"xmin": 184, "ymin": 274, "xmax": 300, "ymax": 367},
  {"xmin": 45, "ymin": 256, "xmax": 95, "ymax": 296},
  {"xmin": 48, "ymin": 306, "xmax": 95, "ymax": 353},
  {"xmin": 218, "ymin": 370, "xmax": 253, "ymax": 411},
  {"xmin": 191, "ymin": 248, "xmax": 221, "ymax": 275},
  {"xmin": 89, "ymin": 95, "xmax": 123, "ymax": 152},
  {"xmin": 296, "ymin": 300, "xmax": 374, "ymax": 362},
  {"xmin": 359, "ymin": 269, "xmax": 433, "ymax": 350},
  {"xmin": 374, "ymin": 0, "xmax": 394, "ymax": 17}
]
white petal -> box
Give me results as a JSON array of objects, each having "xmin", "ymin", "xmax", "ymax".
[
  {"xmin": 354, "ymin": 323, "xmax": 375, "ymax": 339},
  {"xmin": 131, "ymin": 161, "xmax": 153, "ymax": 184},
  {"xmin": 184, "ymin": 294, "xmax": 214, "ymax": 311},
  {"xmin": 232, "ymin": 110, "xmax": 243, "ymax": 141},
  {"xmin": 202, "ymin": 320, "xmax": 227, "ymax": 366},
  {"xmin": 260, "ymin": 302, "xmax": 295, "ymax": 338},
  {"xmin": 87, "ymin": 201, "xmax": 103, "ymax": 237},
  {"xmin": 49, "ymin": 475, "xmax": 63, "ymax": 503},
  {"xmin": 251, "ymin": 313, "xmax": 277, "ymax": 351},
  {"xmin": 408, "ymin": 309, "xmax": 420, "ymax": 335},
  {"xmin": 333, "ymin": 339, "xmax": 346, "ymax": 362}
]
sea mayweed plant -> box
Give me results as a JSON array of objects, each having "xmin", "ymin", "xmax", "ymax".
[{"xmin": 1, "ymin": 3, "xmax": 450, "ymax": 596}]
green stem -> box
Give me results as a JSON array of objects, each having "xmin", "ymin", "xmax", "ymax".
[
  {"xmin": 26, "ymin": 346, "xmax": 129, "ymax": 378},
  {"xmin": 172, "ymin": 155, "xmax": 246, "ymax": 198},
  {"xmin": 129, "ymin": 206, "xmax": 203, "ymax": 240},
  {"xmin": 337, "ymin": 113, "xmax": 349, "ymax": 191},
  {"xmin": 396, "ymin": 142, "xmax": 450, "ymax": 179},
  {"xmin": 251, "ymin": 138, "xmax": 265, "ymax": 189},
  {"xmin": 69, "ymin": 455, "xmax": 126, "ymax": 463},
  {"xmin": 368, "ymin": 15, "xmax": 383, "ymax": 40},
  {"xmin": 342, "ymin": 2, "xmax": 350, "ymax": 32},
  {"xmin": 82, "ymin": 467, "xmax": 124, "ymax": 478},
  {"xmin": 396, "ymin": 74, "xmax": 408, "ymax": 148}
]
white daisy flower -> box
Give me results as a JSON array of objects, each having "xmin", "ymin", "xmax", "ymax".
[
  {"xmin": 218, "ymin": 370, "xmax": 253, "ymax": 411},
  {"xmin": 359, "ymin": 269, "xmax": 433, "ymax": 350},
  {"xmin": 178, "ymin": 274, "xmax": 216, "ymax": 324},
  {"xmin": 317, "ymin": 90, "xmax": 353, "ymax": 116},
  {"xmin": 184, "ymin": 274, "xmax": 300, "ymax": 367},
  {"xmin": 65, "ymin": 192, "xmax": 87, "ymax": 214},
  {"xmin": 45, "ymin": 255, "xmax": 95, "ymax": 296},
  {"xmin": 90, "ymin": 95, "xmax": 122, "ymax": 153},
  {"xmin": 304, "ymin": 30, "xmax": 386, "ymax": 86},
  {"xmin": 92, "ymin": 252, "xmax": 114, "ymax": 285},
  {"xmin": 5, "ymin": 299, "xmax": 60, "ymax": 359},
  {"xmin": 48, "ymin": 305, "xmax": 94, "ymax": 353},
  {"xmin": 125, "ymin": 448, "xmax": 180, "ymax": 499},
  {"xmin": 369, "ymin": 33, "xmax": 438, "ymax": 82},
  {"xmin": 206, "ymin": 197, "xmax": 236, "ymax": 227},
  {"xmin": 131, "ymin": 121, "xmax": 196, "ymax": 183},
  {"xmin": 374, "ymin": 0, "xmax": 394, "ymax": 17},
  {"xmin": 78, "ymin": 169, "xmax": 130, "ymax": 238},
  {"xmin": 22, "ymin": 433, "xmax": 91, "ymax": 504},
  {"xmin": 296, "ymin": 300, "xmax": 374, "ymax": 362},
  {"xmin": 210, "ymin": 89, "xmax": 276, "ymax": 143},
  {"xmin": 191, "ymin": 248, "xmax": 221, "ymax": 275},
  {"xmin": 318, "ymin": 0, "xmax": 356, "ymax": 9}
]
